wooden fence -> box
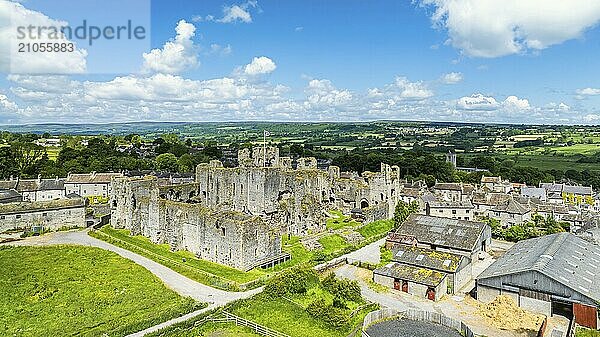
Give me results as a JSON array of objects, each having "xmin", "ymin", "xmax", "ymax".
[{"xmin": 206, "ymin": 311, "xmax": 291, "ymax": 337}]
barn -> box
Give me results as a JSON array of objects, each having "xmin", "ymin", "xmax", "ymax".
[
  {"xmin": 477, "ymin": 233, "xmax": 600, "ymax": 329},
  {"xmin": 373, "ymin": 214, "xmax": 491, "ymax": 301}
]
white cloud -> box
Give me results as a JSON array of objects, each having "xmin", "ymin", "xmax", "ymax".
[
  {"xmin": 456, "ymin": 94, "xmax": 499, "ymax": 110},
  {"xmin": 208, "ymin": 44, "xmax": 232, "ymax": 56},
  {"xmin": 218, "ymin": 1, "xmax": 258, "ymax": 24},
  {"xmin": 503, "ymin": 95, "xmax": 530, "ymax": 110},
  {"xmin": 295, "ymin": 26, "xmax": 304, "ymax": 32},
  {"xmin": 0, "ymin": 0, "xmax": 87, "ymax": 74},
  {"xmin": 441, "ymin": 72, "xmax": 463, "ymax": 84},
  {"xmin": 419, "ymin": 0, "xmax": 600, "ymax": 57},
  {"xmin": 0, "ymin": 93, "xmax": 17, "ymax": 110},
  {"xmin": 243, "ymin": 56, "xmax": 276, "ymax": 75},
  {"xmin": 142, "ymin": 20, "xmax": 198, "ymax": 75},
  {"xmin": 583, "ymin": 114, "xmax": 600, "ymax": 123},
  {"xmin": 576, "ymin": 87, "xmax": 600, "ymax": 96},
  {"xmin": 394, "ymin": 77, "xmax": 434, "ymax": 99},
  {"xmin": 304, "ymin": 79, "xmax": 353, "ymax": 109}
]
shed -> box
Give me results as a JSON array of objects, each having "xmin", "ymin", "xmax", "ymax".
[{"xmin": 477, "ymin": 233, "xmax": 600, "ymax": 329}]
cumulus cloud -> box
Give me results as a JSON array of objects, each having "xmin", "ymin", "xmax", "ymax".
[
  {"xmin": 304, "ymin": 79, "xmax": 353, "ymax": 109},
  {"xmin": 142, "ymin": 20, "xmax": 198, "ymax": 75},
  {"xmin": 503, "ymin": 95, "xmax": 531, "ymax": 111},
  {"xmin": 0, "ymin": 93, "xmax": 17, "ymax": 110},
  {"xmin": 243, "ymin": 56, "xmax": 276, "ymax": 75},
  {"xmin": 218, "ymin": 1, "xmax": 258, "ymax": 24},
  {"xmin": 419, "ymin": 0, "xmax": 600, "ymax": 57},
  {"xmin": 456, "ymin": 93, "xmax": 532, "ymax": 112},
  {"xmin": 393, "ymin": 77, "xmax": 434, "ymax": 100},
  {"xmin": 441, "ymin": 72, "xmax": 463, "ymax": 84},
  {"xmin": 456, "ymin": 94, "xmax": 499, "ymax": 110},
  {"xmin": 0, "ymin": 0, "xmax": 87, "ymax": 74}
]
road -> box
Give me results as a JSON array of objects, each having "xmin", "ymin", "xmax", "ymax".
[{"xmin": 2, "ymin": 229, "xmax": 262, "ymax": 336}]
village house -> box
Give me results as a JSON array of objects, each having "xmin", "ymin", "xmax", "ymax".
[
  {"xmin": 65, "ymin": 172, "xmax": 123, "ymax": 198},
  {"xmin": 481, "ymin": 176, "xmax": 512, "ymax": 194},
  {"xmin": 432, "ymin": 182, "xmax": 474, "ymax": 202},
  {"xmin": 477, "ymin": 233, "xmax": 600, "ymax": 329},
  {"xmin": 425, "ymin": 200, "xmax": 475, "ymax": 221},
  {"xmin": 489, "ymin": 198, "xmax": 532, "ymax": 227},
  {"xmin": 0, "ymin": 177, "xmax": 65, "ymax": 202}
]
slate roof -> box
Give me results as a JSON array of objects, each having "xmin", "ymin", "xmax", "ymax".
[
  {"xmin": 0, "ymin": 179, "xmax": 65, "ymax": 192},
  {"xmin": 478, "ymin": 233, "xmax": 600, "ymax": 303},
  {"xmin": 391, "ymin": 245, "xmax": 465, "ymax": 273},
  {"xmin": 472, "ymin": 192, "xmax": 512, "ymax": 206},
  {"xmin": 374, "ymin": 262, "xmax": 447, "ymax": 287},
  {"xmin": 491, "ymin": 198, "xmax": 530, "ymax": 215},
  {"xmin": 66, "ymin": 172, "xmax": 123, "ymax": 184},
  {"xmin": 564, "ymin": 185, "xmax": 593, "ymax": 196},
  {"xmin": 540, "ymin": 183, "xmax": 593, "ymax": 196},
  {"xmin": 521, "ymin": 187, "xmax": 547, "ymax": 200},
  {"xmin": 433, "ymin": 183, "xmax": 462, "ymax": 191},
  {"xmin": 0, "ymin": 181, "xmax": 17, "ymax": 190},
  {"xmin": 389, "ymin": 214, "xmax": 487, "ymax": 252},
  {"xmin": 0, "ymin": 189, "xmax": 23, "ymax": 203},
  {"xmin": 428, "ymin": 200, "xmax": 474, "ymax": 209}
]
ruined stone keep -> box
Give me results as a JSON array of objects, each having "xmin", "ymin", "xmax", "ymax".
[{"xmin": 111, "ymin": 147, "xmax": 404, "ymax": 270}]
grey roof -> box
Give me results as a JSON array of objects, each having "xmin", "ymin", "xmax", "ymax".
[
  {"xmin": 491, "ymin": 198, "xmax": 530, "ymax": 215},
  {"xmin": 564, "ymin": 185, "xmax": 593, "ymax": 196},
  {"xmin": 521, "ymin": 187, "xmax": 546, "ymax": 200},
  {"xmin": 478, "ymin": 233, "xmax": 600, "ymax": 303},
  {"xmin": 0, "ymin": 189, "xmax": 23, "ymax": 203},
  {"xmin": 433, "ymin": 183, "xmax": 462, "ymax": 191},
  {"xmin": 391, "ymin": 245, "xmax": 465, "ymax": 273},
  {"xmin": 428, "ymin": 200, "xmax": 474, "ymax": 209},
  {"xmin": 374, "ymin": 262, "xmax": 447, "ymax": 287},
  {"xmin": 389, "ymin": 214, "xmax": 487, "ymax": 252}
]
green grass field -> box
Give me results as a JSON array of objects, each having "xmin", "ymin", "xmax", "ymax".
[
  {"xmin": 318, "ymin": 235, "xmax": 351, "ymax": 255},
  {"xmin": 325, "ymin": 210, "xmax": 361, "ymax": 230},
  {"xmin": 91, "ymin": 226, "xmax": 266, "ymax": 290},
  {"xmin": 357, "ymin": 219, "xmax": 394, "ymax": 239},
  {"xmin": 229, "ymin": 294, "xmax": 374, "ymax": 337},
  {"xmin": 0, "ymin": 245, "xmax": 201, "ymax": 337}
]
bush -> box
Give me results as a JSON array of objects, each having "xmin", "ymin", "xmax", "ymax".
[
  {"xmin": 322, "ymin": 273, "xmax": 362, "ymax": 303},
  {"xmin": 306, "ymin": 298, "xmax": 348, "ymax": 328},
  {"xmin": 264, "ymin": 264, "xmax": 318, "ymax": 297}
]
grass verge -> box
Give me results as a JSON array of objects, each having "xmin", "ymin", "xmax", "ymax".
[{"xmin": 0, "ymin": 245, "xmax": 203, "ymax": 337}]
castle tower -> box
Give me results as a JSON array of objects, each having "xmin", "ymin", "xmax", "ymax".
[{"xmin": 446, "ymin": 151, "xmax": 457, "ymax": 168}]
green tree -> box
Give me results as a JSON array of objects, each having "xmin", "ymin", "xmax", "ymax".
[
  {"xmin": 393, "ymin": 200, "xmax": 420, "ymax": 227},
  {"xmin": 155, "ymin": 153, "xmax": 178, "ymax": 172}
]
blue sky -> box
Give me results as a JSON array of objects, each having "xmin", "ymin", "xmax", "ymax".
[{"xmin": 1, "ymin": 0, "xmax": 600, "ymax": 124}]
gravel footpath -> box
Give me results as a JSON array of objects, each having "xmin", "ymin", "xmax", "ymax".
[{"xmin": 366, "ymin": 319, "xmax": 463, "ymax": 337}]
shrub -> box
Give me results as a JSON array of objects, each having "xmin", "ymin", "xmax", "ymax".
[
  {"xmin": 322, "ymin": 272, "xmax": 362, "ymax": 303},
  {"xmin": 264, "ymin": 264, "xmax": 318, "ymax": 297}
]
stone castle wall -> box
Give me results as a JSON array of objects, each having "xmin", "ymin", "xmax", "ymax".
[
  {"xmin": 111, "ymin": 147, "xmax": 405, "ymax": 269},
  {"xmin": 0, "ymin": 198, "xmax": 86, "ymax": 232},
  {"xmin": 111, "ymin": 176, "xmax": 281, "ymax": 270}
]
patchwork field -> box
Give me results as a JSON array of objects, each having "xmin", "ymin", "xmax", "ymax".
[{"xmin": 0, "ymin": 245, "xmax": 201, "ymax": 337}]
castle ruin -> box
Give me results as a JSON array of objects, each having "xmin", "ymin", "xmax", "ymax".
[{"xmin": 111, "ymin": 147, "xmax": 403, "ymax": 270}]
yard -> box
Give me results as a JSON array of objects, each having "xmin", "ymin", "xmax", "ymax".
[{"xmin": 0, "ymin": 246, "xmax": 201, "ymax": 337}]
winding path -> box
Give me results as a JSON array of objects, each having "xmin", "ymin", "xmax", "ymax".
[{"xmin": 2, "ymin": 229, "xmax": 262, "ymax": 336}]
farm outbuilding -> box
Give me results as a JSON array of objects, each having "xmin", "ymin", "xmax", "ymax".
[{"xmin": 477, "ymin": 233, "xmax": 600, "ymax": 329}]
